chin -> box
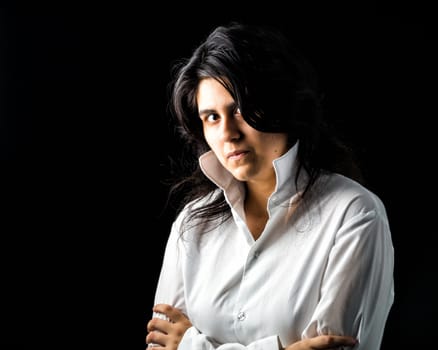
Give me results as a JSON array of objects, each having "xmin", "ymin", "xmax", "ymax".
[{"xmin": 231, "ymin": 171, "xmax": 250, "ymax": 182}]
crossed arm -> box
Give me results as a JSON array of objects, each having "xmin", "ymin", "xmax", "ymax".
[{"xmin": 146, "ymin": 304, "xmax": 357, "ymax": 350}]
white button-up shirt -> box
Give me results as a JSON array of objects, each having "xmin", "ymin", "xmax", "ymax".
[{"xmin": 152, "ymin": 143, "xmax": 394, "ymax": 349}]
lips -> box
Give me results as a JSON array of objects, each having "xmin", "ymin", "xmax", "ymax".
[{"xmin": 226, "ymin": 150, "xmax": 249, "ymax": 160}]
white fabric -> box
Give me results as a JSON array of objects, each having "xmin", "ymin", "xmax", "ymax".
[{"xmin": 151, "ymin": 142, "xmax": 394, "ymax": 349}]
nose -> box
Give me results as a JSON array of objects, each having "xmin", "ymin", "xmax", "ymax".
[{"xmin": 220, "ymin": 114, "xmax": 242, "ymax": 142}]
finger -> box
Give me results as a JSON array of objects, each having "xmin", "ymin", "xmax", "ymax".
[
  {"xmin": 311, "ymin": 335, "xmax": 357, "ymax": 349},
  {"xmin": 147, "ymin": 318, "xmax": 170, "ymax": 333},
  {"xmin": 146, "ymin": 330, "xmax": 167, "ymax": 347}
]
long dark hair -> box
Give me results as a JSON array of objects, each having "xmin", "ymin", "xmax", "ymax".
[{"xmin": 162, "ymin": 21, "xmax": 363, "ymax": 229}]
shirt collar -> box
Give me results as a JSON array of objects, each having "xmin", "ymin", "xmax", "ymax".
[{"xmin": 199, "ymin": 141, "xmax": 302, "ymax": 206}]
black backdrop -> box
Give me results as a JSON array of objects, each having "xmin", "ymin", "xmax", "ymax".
[{"xmin": 1, "ymin": 2, "xmax": 436, "ymax": 349}]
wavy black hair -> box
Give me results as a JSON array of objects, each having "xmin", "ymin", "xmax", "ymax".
[{"xmin": 163, "ymin": 21, "xmax": 363, "ymax": 229}]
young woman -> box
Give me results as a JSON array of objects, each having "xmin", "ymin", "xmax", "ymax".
[{"xmin": 146, "ymin": 22, "xmax": 394, "ymax": 350}]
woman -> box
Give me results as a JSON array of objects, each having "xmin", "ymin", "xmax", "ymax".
[{"xmin": 146, "ymin": 22, "xmax": 394, "ymax": 349}]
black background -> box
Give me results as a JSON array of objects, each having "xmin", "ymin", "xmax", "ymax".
[{"xmin": 1, "ymin": 2, "xmax": 436, "ymax": 349}]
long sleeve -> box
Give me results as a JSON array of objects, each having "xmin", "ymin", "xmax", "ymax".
[
  {"xmin": 301, "ymin": 207, "xmax": 394, "ymax": 349},
  {"xmin": 153, "ymin": 221, "xmax": 187, "ymax": 315}
]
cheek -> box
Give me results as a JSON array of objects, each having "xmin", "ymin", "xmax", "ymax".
[
  {"xmin": 266, "ymin": 134, "xmax": 288, "ymax": 155},
  {"xmin": 203, "ymin": 129, "xmax": 218, "ymax": 150}
]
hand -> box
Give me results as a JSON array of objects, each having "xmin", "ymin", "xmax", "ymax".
[
  {"xmin": 285, "ymin": 335, "xmax": 357, "ymax": 349},
  {"xmin": 146, "ymin": 304, "xmax": 192, "ymax": 350}
]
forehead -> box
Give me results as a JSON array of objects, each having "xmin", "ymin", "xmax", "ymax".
[{"xmin": 196, "ymin": 78, "xmax": 234, "ymax": 110}]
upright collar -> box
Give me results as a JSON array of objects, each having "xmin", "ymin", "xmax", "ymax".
[{"xmin": 198, "ymin": 141, "xmax": 303, "ymax": 207}]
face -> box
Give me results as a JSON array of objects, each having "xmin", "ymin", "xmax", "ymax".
[{"xmin": 196, "ymin": 78, "xmax": 289, "ymax": 183}]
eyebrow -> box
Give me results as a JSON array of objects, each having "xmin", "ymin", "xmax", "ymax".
[{"xmin": 198, "ymin": 101, "xmax": 238, "ymax": 117}]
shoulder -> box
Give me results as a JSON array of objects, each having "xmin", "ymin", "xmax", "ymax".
[{"xmin": 319, "ymin": 173, "xmax": 388, "ymax": 221}]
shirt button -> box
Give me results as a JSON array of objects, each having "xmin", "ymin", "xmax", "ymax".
[
  {"xmin": 237, "ymin": 311, "xmax": 246, "ymax": 321},
  {"xmin": 253, "ymin": 251, "xmax": 260, "ymax": 259}
]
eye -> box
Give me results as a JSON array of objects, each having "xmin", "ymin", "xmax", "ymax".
[{"xmin": 205, "ymin": 113, "xmax": 220, "ymax": 123}]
